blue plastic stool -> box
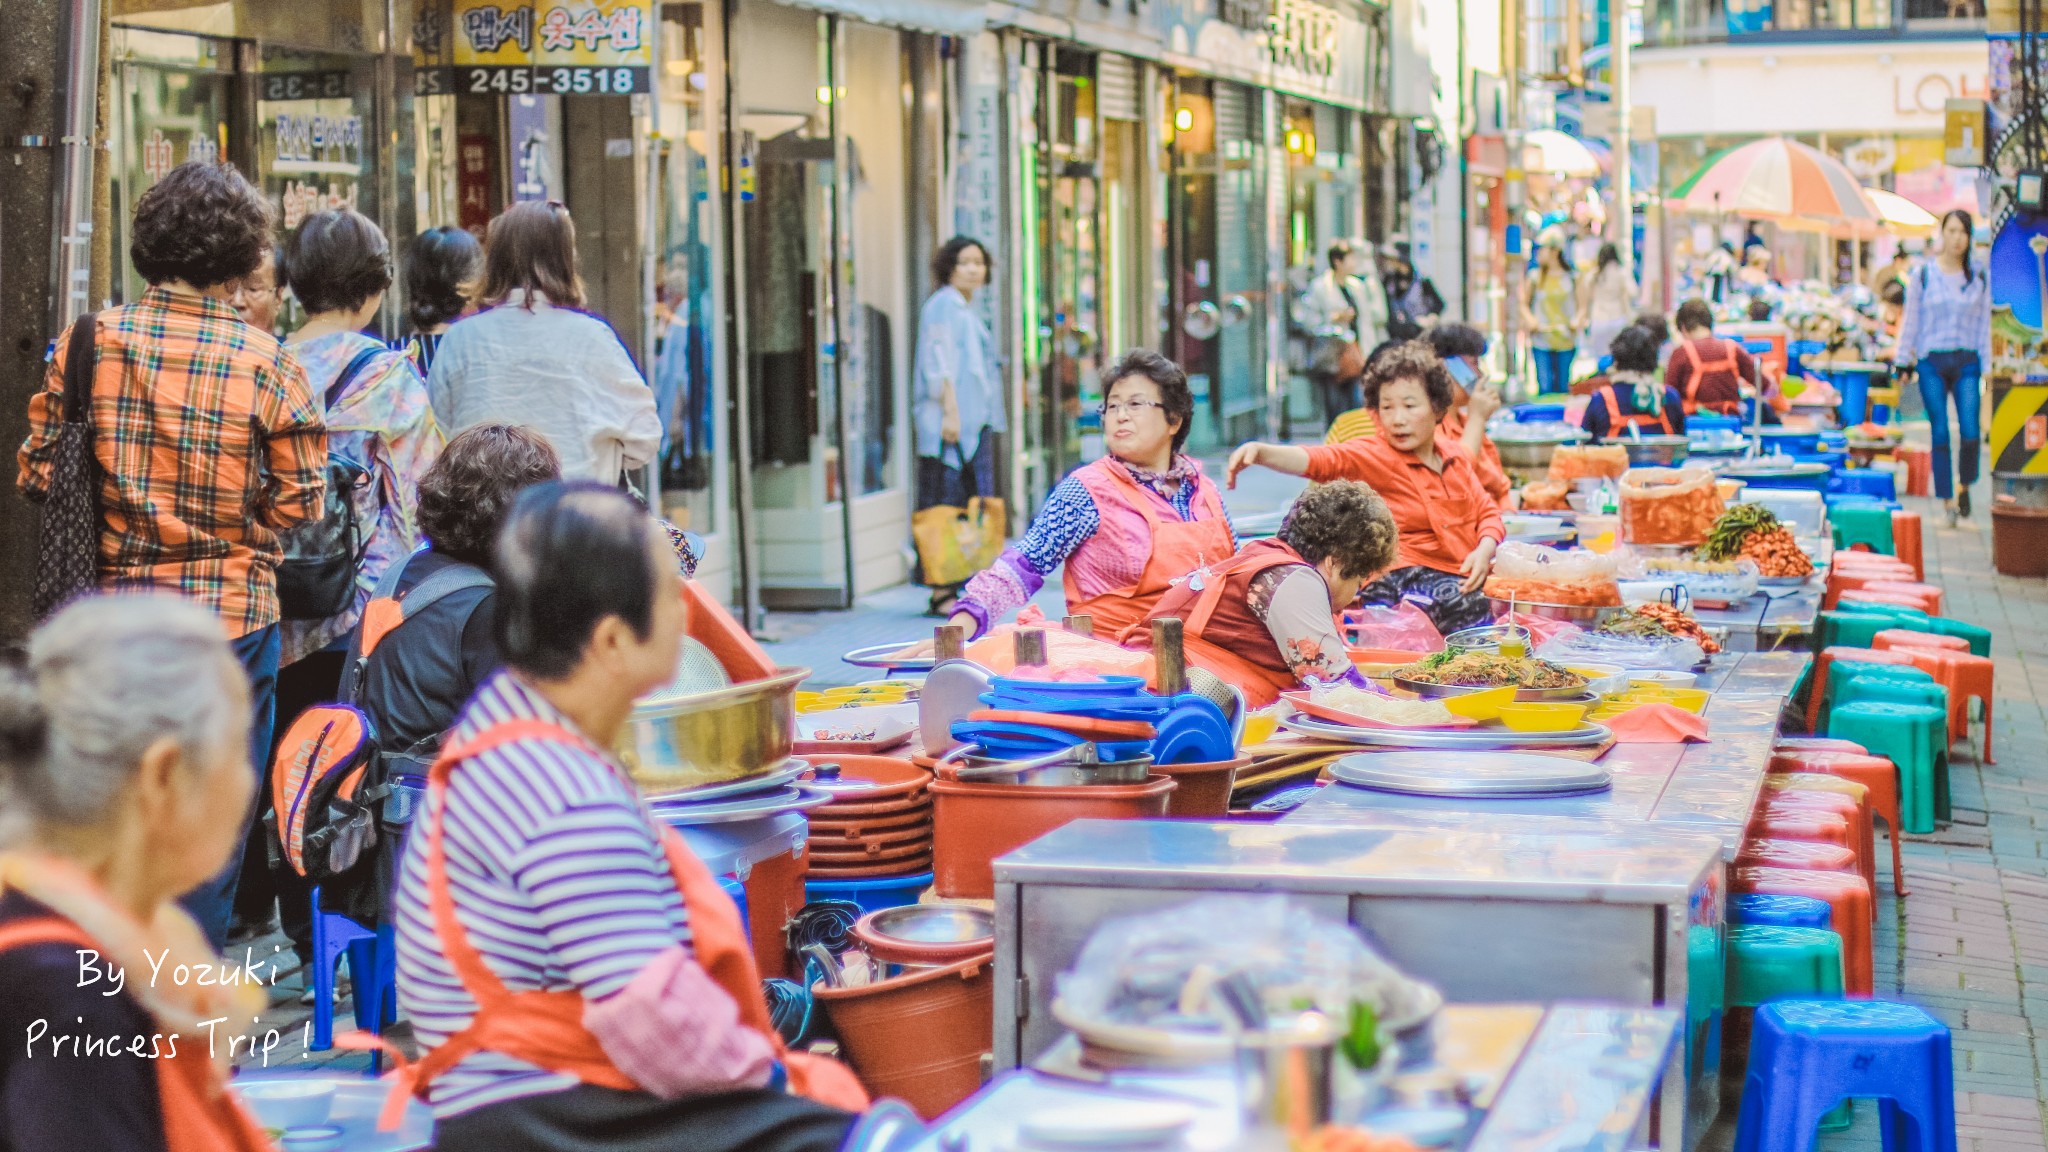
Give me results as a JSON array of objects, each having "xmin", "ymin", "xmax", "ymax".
[
  {"xmin": 1731, "ymin": 893, "xmax": 1833, "ymax": 930},
  {"xmin": 308, "ymin": 887, "xmax": 397, "ymax": 1055},
  {"xmin": 803, "ymin": 871, "xmax": 933, "ymax": 914},
  {"xmin": 1734, "ymin": 1000, "xmax": 1955, "ymax": 1152}
]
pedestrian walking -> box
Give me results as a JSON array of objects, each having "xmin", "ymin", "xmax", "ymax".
[
  {"xmin": 1521, "ymin": 230, "xmax": 1579, "ymax": 394},
  {"xmin": 404, "ymin": 224, "xmax": 483, "ymax": 376},
  {"xmin": 942, "ymin": 350, "xmax": 1235, "ymax": 642},
  {"xmin": 425, "ymin": 201, "xmax": 660, "ymax": 484},
  {"xmin": 0, "ymin": 594, "xmax": 277, "ymax": 1151},
  {"xmin": 1895, "ymin": 209, "xmax": 1990, "ymax": 527},
  {"xmin": 1380, "ymin": 241, "xmax": 1445, "ymax": 341},
  {"xmin": 16, "ymin": 159, "xmax": 325, "ymax": 948},
  {"xmin": 912, "ymin": 236, "xmax": 1006, "ymax": 617},
  {"xmin": 1580, "ymin": 242, "xmax": 1637, "ymax": 364},
  {"xmin": 1295, "ymin": 238, "xmax": 1380, "ymax": 425}
]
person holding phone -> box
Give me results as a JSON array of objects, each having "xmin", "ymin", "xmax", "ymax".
[{"xmin": 1323, "ymin": 324, "xmax": 1508, "ymax": 508}]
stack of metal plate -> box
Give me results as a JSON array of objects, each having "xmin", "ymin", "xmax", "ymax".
[
  {"xmin": 1329, "ymin": 752, "xmax": 1612, "ymax": 798},
  {"xmin": 1280, "ymin": 711, "xmax": 1613, "ymax": 749},
  {"xmin": 646, "ymin": 758, "xmax": 835, "ymax": 825}
]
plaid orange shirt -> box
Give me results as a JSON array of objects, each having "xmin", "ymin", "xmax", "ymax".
[{"xmin": 17, "ymin": 287, "xmax": 327, "ymax": 637}]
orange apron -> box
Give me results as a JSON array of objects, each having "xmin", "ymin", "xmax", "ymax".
[
  {"xmin": 1064, "ymin": 460, "xmax": 1235, "ymax": 636},
  {"xmin": 373, "ymin": 718, "xmax": 867, "ymax": 1127},
  {"xmin": 1126, "ymin": 539, "xmax": 1317, "ymax": 709},
  {"xmin": 1678, "ymin": 338, "xmax": 1743, "ymax": 416},
  {"xmin": 0, "ymin": 919, "xmax": 277, "ymax": 1152},
  {"xmin": 1593, "ymin": 385, "xmax": 1674, "ymax": 436}
]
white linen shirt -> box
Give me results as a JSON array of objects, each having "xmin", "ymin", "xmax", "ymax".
[{"xmin": 425, "ymin": 290, "xmax": 661, "ymax": 483}]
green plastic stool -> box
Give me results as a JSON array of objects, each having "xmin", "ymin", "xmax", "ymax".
[
  {"xmin": 1728, "ymin": 925, "xmax": 1845, "ymax": 1006},
  {"xmin": 1924, "ymin": 617, "xmax": 1992, "ymax": 659},
  {"xmin": 1830, "ymin": 506, "xmax": 1896, "ymax": 554},
  {"xmin": 1725, "ymin": 925, "xmax": 1855, "ymax": 1130},
  {"xmin": 1829, "ymin": 700, "xmax": 1949, "ymax": 834},
  {"xmin": 1820, "ymin": 662, "xmax": 1937, "ymax": 730},
  {"xmin": 1815, "ymin": 611, "xmax": 1901, "ymax": 655},
  {"xmin": 1835, "ymin": 599, "xmax": 1930, "ymax": 626}
]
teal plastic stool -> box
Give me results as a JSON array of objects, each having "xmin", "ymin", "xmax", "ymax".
[
  {"xmin": 1821, "ymin": 662, "xmax": 1936, "ymax": 731},
  {"xmin": 1728, "ymin": 925, "xmax": 1846, "ymax": 1006},
  {"xmin": 1815, "ymin": 611, "xmax": 1899, "ymax": 654},
  {"xmin": 1836, "ymin": 599, "xmax": 1930, "ymax": 626},
  {"xmin": 1924, "ymin": 617, "xmax": 1992, "ymax": 659},
  {"xmin": 1830, "ymin": 700, "xmax": 1949, "ymax": 834},
  {"xmin": 1831, "ymin": 505, "xmax": 1896, "ymax": 554}
]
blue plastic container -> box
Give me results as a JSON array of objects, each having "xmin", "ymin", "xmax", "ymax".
[
  {"xmin": 1730, "ymin": 893, "xmax": 1833, "ymax": 931},
  {"xmin": 719, "ymin": 875, "xmax": 751, "ymax": 927},
  {"xmin": 1692, "ymin": 414, "xmax": 1742, "ymax": 435},
  {"xmin": 1818, "ymin": 430, "xmax": 1848, "ymax": 450},
  {"xmin": 804, "ymin": 871, "xmax": 933, "ymax": 914},
  {"xmin": 1513, "ymin": 402, "xmax": 1569, "ymax": 424},
  {"xmin": 1739, "ymin": 469, "xmax": 1833, "ymax": 494},
  {"xmin": 1827, "ymin": 469, "xmax": 1896, "ymax": 501},
  {"xmin": 1758, "ymin": 429, "xmax": 1823, "ymax": 456}
]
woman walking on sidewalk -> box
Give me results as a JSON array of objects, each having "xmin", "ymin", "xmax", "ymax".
[
  {"xmin": 912, "ymin": 236, "xmax": 1006, "ymax": 617},
  {"xmin": 1521, "ymin": 230, "xmax": 1579, "ymax": 394},
  {"xmin": 1895, "ymin": 209, "xmax": 1990, "ymax": 527}
]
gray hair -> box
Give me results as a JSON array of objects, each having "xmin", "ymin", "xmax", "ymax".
[{"xmin": 0, "ymin": 594, "xmax": 248, "ymax": 833}]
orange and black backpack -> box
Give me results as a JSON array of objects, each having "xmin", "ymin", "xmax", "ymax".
[{"xmin": 267, "ymin": 555, "xmax": 492, "ymax": 882}]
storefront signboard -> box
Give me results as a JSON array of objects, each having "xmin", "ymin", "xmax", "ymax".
[
  {"xmin": 1988, "ymin": 36, "xmax": 2048, "ymax": 474},
  {"xmin": 415, "ymin": 0, "xmax": 655, "ymax": 96},
  {"xmin": 1156, "ymin": 0, "xmax": 1374, "ymax": 110}
]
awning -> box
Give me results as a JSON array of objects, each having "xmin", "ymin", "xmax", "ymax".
[{"xmin": 775, "ymin": 0, "xmax": 988, "ymax": 35}]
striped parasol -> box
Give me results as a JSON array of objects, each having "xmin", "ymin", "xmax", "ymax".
[{"xmin": 1667, "ymin": 137, "xmax": 1881, "ymax": 229}]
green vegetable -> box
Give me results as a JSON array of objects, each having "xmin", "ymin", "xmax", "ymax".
[
  {"xmin": 1412, "ymin": 646, "xmax": 1467, "ymax": 672},
  {"xmin": 1700, "ymin": 503, "xmax": 1781, "ymax": 561},
  {"xmin": 1341, "ymin": 1000, "xmax": 1383, "ymax": 1069}
]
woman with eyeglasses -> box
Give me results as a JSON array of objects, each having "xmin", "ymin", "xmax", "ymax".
[
  {"xmin": 914, "ymin": 236, "xmax": 1006, "ymax": 617},
  {"xmin": 944, "ymin": 350, "xmax": 1235, "ymax": 641}
]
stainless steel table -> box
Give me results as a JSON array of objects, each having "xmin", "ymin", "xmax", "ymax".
[
  {"xmin": 911, "ymin": 1004, "xmax": 1680, "ymax": 1152},
  {"xmin": 990, "ymin": 819, "xmax": 1723, "ymax": 1150},
  {"xmin": 1693, "ymin": 585, "xmax": 1821, "ymax": 653}
]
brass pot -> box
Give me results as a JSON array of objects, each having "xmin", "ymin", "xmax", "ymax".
[{"xmin": 618, "ymin": 666, "xmax": 809, "ymax": 793}]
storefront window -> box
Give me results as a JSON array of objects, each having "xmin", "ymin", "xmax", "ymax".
[
  {"xmin": 1166, "ymin": 75, "xmax": 1268, "ymax": 452},
  {"xmin": 1281, "ymin": 99, "xmax": 1360, "ymax": 431},
  {"xmin": 839, "ymin": 20, "xmax": 908, "ymax": 498},
  {"xmin": 256, "ymin": 46, "xmax": 379, "ymax": 332},
  {"xmin": 653, "ymin": 3, "xmax": 719, "ymax": 535},
  {"xmin": 109, "ymin": 28, "xmax": 232, "ymax": 306}
]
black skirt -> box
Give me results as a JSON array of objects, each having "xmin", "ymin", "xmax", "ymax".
[
  {"xmin": 431, "ymin": 1084, "xmax": 856, "ymax": 1152},
  {"xmin": 1358, "ymin": 565, "xmax": 1494, "ymax": 636}
]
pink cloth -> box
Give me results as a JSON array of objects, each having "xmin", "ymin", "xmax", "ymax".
[
  {"xmin": 1066, "ymin": 459, "xmax": 1168, "ymax": 602},
  {"xmin": 583, "ymin": 944, "xmax": 776, "ymax": 1098}
]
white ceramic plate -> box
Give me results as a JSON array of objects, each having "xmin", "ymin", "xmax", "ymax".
[{"xmin": 1017, "ymin": 1100, "xmax": 1197, "ymax": 1148}]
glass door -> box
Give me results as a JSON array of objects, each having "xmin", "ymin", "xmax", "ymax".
[
  {"xmin": 1165, "ymin": 75, "xmax": 1266, "ymax": 452},
  {"xmin": 110, "ymin": 27, "xmax": 234, "ymax": 306},
  {"xmin": 1033, "ymin": 45, "xmax": 1103, "ymax": 479}
]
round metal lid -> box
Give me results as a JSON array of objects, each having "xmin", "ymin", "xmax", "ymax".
[
  {"xmin": 1330, "ymin": 752, "xmax": 1612, "ymax": 797},
  {"xmin": 651, "ymin": 783, "xmax": 837, "ymax": 825}
]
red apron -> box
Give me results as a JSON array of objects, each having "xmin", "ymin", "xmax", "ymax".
[
  {"xmin": 0, "ymin": 919, "xmax": 277, "ymax": 1152},
  {"xmin": 1677, "ymin": 338, "xmax": 1743, "ymax": 416},
  {"xmin": 1125, "ymin": 539, "xmax": 1318, "ymax": 709},
  {"xmin": 376, "ymin": 719, "xmax": 867, "ymax": 1127},
  {"xmin": 1064, "ymin": 460, "xmax": 1235, "ymax": 637},
  {"xmin": 1593, "ymin": 385, "xmax": 1674, "ymax": 436}
]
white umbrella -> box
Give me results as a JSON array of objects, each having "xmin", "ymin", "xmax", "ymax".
[
  {"xmin": 1523, "ymin": 129, "xmax": 1602, "ymax": 177},
  {"xmin": 1864, "ymin": 187, "xmax": 1938, "ymax": 237}
]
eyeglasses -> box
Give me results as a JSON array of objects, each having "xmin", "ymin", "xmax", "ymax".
[{"xmin": 1098, "ymin": 399, "xmax": 1166, "ymax": 418}]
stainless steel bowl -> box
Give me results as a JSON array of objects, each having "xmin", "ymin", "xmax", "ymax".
[
  {"xmin": 1492, "ymin": 430, "xmax": 1588, "ymax": 471},
  {"xmin": 954, "ymin": 751, "xmax": 1154, "ymax": 787},
  {"xmin": 1618, "ymin": 435, "xmax": 1691, "ymax": 466},
  {"xmin": 619, "ymin": 666, "xmax": 808, "ymax": 793},
  {"xmin": 862, "ymin": 904, "xmax": 995, "ymax": 947}
]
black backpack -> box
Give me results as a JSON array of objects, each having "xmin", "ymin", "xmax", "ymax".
[{"xmin": 276, "ymin": 346, "xmax": 384, "ymax": 620}]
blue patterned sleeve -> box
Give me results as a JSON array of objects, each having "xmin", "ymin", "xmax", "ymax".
[{"xmin": 1011, "ymin": 476, "xmax": 1101, "ymax": 575}]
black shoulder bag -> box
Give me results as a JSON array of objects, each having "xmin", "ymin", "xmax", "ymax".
[{"xmin": 30, "ymin": 314, "xmax": 103, "ymax": 620}]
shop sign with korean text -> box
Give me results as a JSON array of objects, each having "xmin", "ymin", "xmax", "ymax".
[
  {"xmin": 1156, "ymin": 0, "xmax": 1374, "ymax": 110},
  {"xmin": 415, "ymin": 0, "xmax": 654, "ymax": 96}
]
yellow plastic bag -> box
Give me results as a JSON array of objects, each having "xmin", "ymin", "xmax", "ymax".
[{"xmin": 912, "ymin": 496, "xmax": 1006, "ymax": 587}]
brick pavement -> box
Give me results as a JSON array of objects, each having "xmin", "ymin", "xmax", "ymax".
[{"xmin": 233, "ymin": 484, "xmax": 2048, "ymax": 1152}]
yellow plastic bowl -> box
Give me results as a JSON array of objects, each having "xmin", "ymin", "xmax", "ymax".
[
  {"xmin": 1619, "ymin": 687, "xmax": 1709, "ymax": 714},
  {"xmin": 1241, "ymin": 711, "xmax": 1282, "ymax": 747},
  {"xmin": 1497, "ymin": 703, "xmax": 1589, "ymax": 732},
  {"xmin": 1442, "ymin": 686, "xmax": 1517, "ymax": 722}
]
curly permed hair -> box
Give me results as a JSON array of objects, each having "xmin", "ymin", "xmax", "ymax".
[
  {"xmin": 129, "ymin": 161, "xmax": 274, "ymax": 289},
  {"xmin": 1360, "ymin": 340, "xmax": 1457, "ymax": 416},
  {"xmin": 417, "ymin": 425, "xmax": 563, "ymax": 566},
  {"xmin": 1280, "ymin": 480, "xmax": 1399, "ymax": 581}
]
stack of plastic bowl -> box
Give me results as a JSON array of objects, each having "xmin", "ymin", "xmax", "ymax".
[{"xmin": 798, "ymin": 754, "xmax": 934, "ymax": 909}]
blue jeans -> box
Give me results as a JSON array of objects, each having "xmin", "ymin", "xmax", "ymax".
[
  {"xmin": 1532, "ymin": 346, "xmax": 1576, "ymax": 395},
  {"xmin": 1916, "ymin": 351, "xmax": 1983, "ymax": 501},
  {"xmin": 180, "ymin": 622, "xmax": 280, "ymax": 950}
]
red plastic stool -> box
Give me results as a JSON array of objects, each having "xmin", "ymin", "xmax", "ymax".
[
  {"xmin": 1896, "ymin": 446, "xmax": 1932, "ymax": 497},
  {"xmin": 1823, "ymin": 569, "xmax": 1917, "ymax": 611},
  {"xmin": 1775, "ymin": 737, "xmax": 1868, "ymax": 756},
  {"xmin": 1759, "ymin": 794, "xmax": 1872, "ymax": 897},
  {"xmin": 1872, "ymin": 629, "xmax": 1967, "ymax": 655},
  {"xmin": 1808, "ymin": 646, "xmax": 1920, "ymax": 733},
  {"xmin": 1831, "ymin": 550, "xmax": 1915, "ymax": 570},
  {"xmin": 1765, "ymin": 777, "xmax": 1876, "ymax": 895},
  {"xmin": 1734, "ymin": 866, "xmax": 1874, "ymax": 996},
  {"xmin": 1889, "ymin": 646, "xmax": 1996, "ymax": 764},
  {"xmin": 1891, "ymin": 510, "xmax": 1923, "ymax": 580},
  {"xmin": 1771, "ymin": 751, "xmax": 1907, "ymax": 895},
  {"xmin": 1738, "ymin": 839, "xmax": 1859, "ymax": 874},
  {"xmin": 1860, "ymin": 581, "xmax": 1944, "ymax": 615}
]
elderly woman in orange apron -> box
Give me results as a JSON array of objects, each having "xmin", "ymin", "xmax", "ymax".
[
  {"xmin": 388, "ymin": 482, "xmax": 864, "ymax": 1152},
  {"xmin": 1126, "ymin": 481, "xmax": 1400, "ymax": 709},
  {"xmin": 0, "ymin": 594, "xmax": 279, "ymax": 1152},
  {"xmin": 946, "ymin": 350, "xmax": 1235, "ymax": 639}
]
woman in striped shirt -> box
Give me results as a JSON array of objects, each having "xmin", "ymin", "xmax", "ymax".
[{"xmin": 393, "ymin": 481, "xmax": 862, "ymax": 1151}]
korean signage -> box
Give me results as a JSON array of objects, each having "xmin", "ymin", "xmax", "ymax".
[
  {"xmin": 415, "ymin": 0, "xmax": 654, "ymax": 96},
  {"xmin": 1156, "ymin": 0, "xmax": 1374, "ymax": 110}
]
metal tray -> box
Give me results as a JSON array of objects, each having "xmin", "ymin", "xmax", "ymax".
[
  {"xmin": 1330, "ymin": 752, "xmax": 1612, "ymax": 797},
  {"xmin": 650, "ymin": 783, "xmax": 838, "ymax": 825},
  {"xmin": 1280, "ymin": 711, "xmax": 1614, "ymax": 749},
  {"xmin": 842, "ymin": 641, "xmax": 937, "ymax": 671},
  {"xmin": 642, "ymin": 758, "xmax": 810, "ymax": 805},
  {"xmin": 1393, "ymin": 674, "xmax": 1590, "ymax": 702}
]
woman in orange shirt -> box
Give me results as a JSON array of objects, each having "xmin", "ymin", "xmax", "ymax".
[{"xmin": 1227, "ymin": 341, "xmax": 1505, "ymax": 634}]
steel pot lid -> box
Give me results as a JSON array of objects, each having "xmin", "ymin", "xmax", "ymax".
[
  {"xmin": 643, "ymin": 759, "xmax": 809, "ymax": 805},
  {"xmin": 1330, "ymin": 752, "xmax": 1612, "ymax": 797},
  {"xmin": 651, "ymin": 783, "xmax": 837, "ymax": 825}
]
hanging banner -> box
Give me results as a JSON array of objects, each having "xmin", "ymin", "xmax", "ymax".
[{"xmin": 416, "ymin": 0, "xmax": 654, "ymax": 96}]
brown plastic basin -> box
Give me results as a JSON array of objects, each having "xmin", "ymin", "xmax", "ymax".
[
  {"xmin": 1153, "ymin": 755, "xmax": 1250, "ymax": 817},
  {"xmin": 929, "ymin": 774, "xmax": 1176, "ymax": 898},
  {"xmin": 814, "ymin": 952, "xmax": 993, "ymax": 1119}
]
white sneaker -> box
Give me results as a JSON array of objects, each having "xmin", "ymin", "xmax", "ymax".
[{"xmin": 1943, "ymin": 501, "xmax": 1958, "ymax": 529}]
